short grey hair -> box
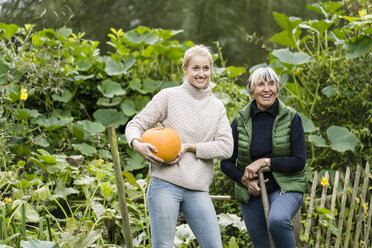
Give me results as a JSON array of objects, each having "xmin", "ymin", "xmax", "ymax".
[{"xmin": 246, "ymin": 67, "xmax": 280, "ymax": 99}]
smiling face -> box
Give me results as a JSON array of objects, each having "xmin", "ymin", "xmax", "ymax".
[
  {"xmin": 183, "ymin": 54, "xmax": 211, "ymax": 89},
  {"xmin": 251, "ymin": 77, "xmax": 278, "ymax": 111}
]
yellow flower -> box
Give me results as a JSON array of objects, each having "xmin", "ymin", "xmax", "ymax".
[
  {"xmin": 20, "ymin": 88, "xmax": 28, "ymax": 100},
  {"xmin": 359, "ymin": 9, "xmax": 367, "ymax": 17},
  {"xmin": 3, "ymin": 197, "xmax": 12, "ymax": 204},
  {"xmin": 320, "ymin": 176, "xmax": 329, "ymax": 187},
  {"xmin": 295, "ymin": 69, "xmax": 301, "ymax": 75}
]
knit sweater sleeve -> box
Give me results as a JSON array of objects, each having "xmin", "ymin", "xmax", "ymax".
[
  {"xmin": 195, "ymin": 105, "xmax": 234, "ymax": 160},
  {"xmin": 125, "ymin": 90, "xmax": 168, "ymax": 148}
]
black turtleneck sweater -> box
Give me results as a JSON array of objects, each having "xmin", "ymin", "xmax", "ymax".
[{"xmin": 220, "ymin": 99, "xmax": 306, "ymax": 194}]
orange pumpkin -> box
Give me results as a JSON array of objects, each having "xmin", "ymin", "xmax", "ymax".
[{"xmin": 140, "ymin": 123, "xmax": 181, "ymax": 163}]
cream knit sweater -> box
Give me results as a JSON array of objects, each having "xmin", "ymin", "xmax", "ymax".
[{"xmin": 125, "ymin": 81, "xmax": 233, "ymax": 191}]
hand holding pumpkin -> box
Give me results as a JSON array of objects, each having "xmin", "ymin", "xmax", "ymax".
[
  {"xmin": 167, "ymin": 143, "xmax": 196, "ymax": 164},
  {"xmin": 132, "ymin": 139, "xmax": 164, "ymax": 164}
]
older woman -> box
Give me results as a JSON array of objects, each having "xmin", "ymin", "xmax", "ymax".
[
  {"xmin": 220, "ymin": 67, "xmax": 306, "ymax": 248},
  {"xmin": 126, "ymin": 45, "xmax": 233, "ymax": 248}
]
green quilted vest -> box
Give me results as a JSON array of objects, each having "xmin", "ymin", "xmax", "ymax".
[{"xmin": 234, "ymin": 99, "xmax": 307, "ymax": 203}]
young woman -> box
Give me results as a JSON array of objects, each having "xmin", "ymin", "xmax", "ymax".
[
  {"xmin": 221, "ymin": 67, "xmax": 306, "ymax": 248},
  {"xmin": 125, "ymin": 45, "xmax": 233, "ymax": 248}
]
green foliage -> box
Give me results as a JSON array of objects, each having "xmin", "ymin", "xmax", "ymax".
[{"xmin": 0, "ymin": 0, "xmax": 371, "ymax": 246}]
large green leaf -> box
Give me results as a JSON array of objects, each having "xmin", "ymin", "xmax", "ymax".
[
  {"xmin": 20, "ymin": 240, "xmax": 58, "ymax": 248},
  {"xmin": 313, "ymin": 20, "xmax": 333, "ymax": 34},
  {"xmin": 309, "ymin": 135, "xmax": 328, "ymax": 147},
  {"xmin": 104, "ymin": 58, "xmax": 124, "ymax": 76},
  {"xmin": 13, "ymin": 200, "xmax": 40, "ymax": 223},
  {"xmin": 270, "ymin": 31, "xmax": 297, "ymax": 48},
  {"xmin": 56, "ymin": 27, "xmax": 72, "ymax": 37},
  {"xmin": 142, "ymin": 78, "xmax": 158, "ymax": 93},
  {"xmin": 166, "ymin": 46, "xmax": 184, "ymax": 60},
  {"xmin": 52, "ymin": 90, "xmax": 73, "ymax": 103},
  {"xmin": 326, "ymin": 125, "xmax": 357, "ymax": 152},
  {"xmin": 0, "ymin": 23, "xmax": 20, "ymax": 40},
  {"xmin": 272, "ymin": 49, "xmax": 315, "ymax": 65},
  {"xmin": 97, "ymin": 79, "xmax": 126, "ymax": 98},
  {"xmin": 298, "ymin": 113, "xmax": 316, "ymax": 133},
  {"xmin": 129, "ymin": 78, "xmax": 145, "ymax": 93},
  {"xmin": 121, "ymin": 98, "xmax": 137, "ymax": 117},
  {"xmin": 345, "ymin": 36, "xmax": 372, "ymax": 59},
  {"xmin": 322, "ymin": 85, "xmax": 337, "ymax": 97},
  {"xmin": 100, "ymin": 182, "xmax": 113, "ymax": 198},
  {"xmin": 76, "ymin": 120, "xmax": 105, "ymax": 135},
  {"xmin": 72, "ymin": 229, "xmax": 102, "ymax": 248},
  {"xmin": 93, "ymin": 108, "xmax": 128, "ymax": 128},
  {"xmin": 31, "ymin": 186, "xmax": 50, "ymax": 201},
  {"xmin": 135, "ymin": 95, "xmax": 151, "ymax": 111},
  {"xmin": 53, "ymin": 183, "xmax": 79, "ymax": 199},
  {"xmin": 72, "ymin": 143, "xmax": 97, "ymax": 156},
  {"xmin": 34, "ymin": 116, "xmax": 73, "ymax": 131},
  {"xmin": 125, "ymin": 29, "xmax": 159, "ymax": 47},
  {"xmin": 272, "ymin": 12, "xmax": 302, "ymax": 33},
  {"xmin": 76, "ymin": 60, "xmax": 92, "ymax": 71},
  {"xmin": 17, "ymin": 108, "xmax": 40, "ymax": 120}
]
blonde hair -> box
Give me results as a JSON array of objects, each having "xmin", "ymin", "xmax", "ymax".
[
  {"xmin": 246, "ymin": 67, "xmax": 280, "ymax": 99},
  {"xmin": 182, "ymin": 45, "xmax": 214, "ymax": 73}
]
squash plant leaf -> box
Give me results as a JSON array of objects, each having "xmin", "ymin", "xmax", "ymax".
[
  {"xmin": 72, "ymin": 143, "xmax": 97, "ymax": 156},
  {"xmin": 93, "ymin": 108, "xmax": 128, "ymax": 128},
  {"xmin": 121, "ymin": 98, "xmax": 137, "ymax": 117},
  {"xmin": 52, "ymin": 90, "xmax": 73, "ymax": 103},
  {"xmin": 273, "ymin": 12, "xmax": 302, "ymax": 33},
  {"xmin": 54, "ymin": 182, "xmax": 79, "ymax": 199},
  {"xmin": 97, "ymin": 79, "xmax": 126, "ymax": 98},
  {"xmin": 322, "ymin": 85, "xmax": 337, "ymax": 97},
  {"xmin": 326, "ymin": 125, "xmax": 357, "ymax": 152},
  {"xmin": 345, "ymin": 36, "xmax": 372, "ymax": 59},
  {"xmin": 13, "ymin": 200, "xmax": 40, "ymax": 223},
  {"xmin": 20, "ymin": 240, "xmax": 59, "ymax": 248},
  {"xmin": 309, "ymin": 135, "xmax": 328, "ymax": 147},
  {"xmin": 17, "ymin": 108, "xmax": 40, "ymax": 120},
  {"xmin": 0, "ymin": 22, "xmax": 20, "ymax": 40},
  {"xmin": 34, "ymin": 116, "xmax": 73, "ymax": 131},
  {"xmin": 76, "ymin": 120, "xmax": 106, "ymax": 135},
  {"xmin": 298, "ymin": 113, "xmax": 316, "ymax": 133},
  {"xmin": 272, "ymin": 49, "xmax": 315, "ymax": 65},
  {"xmin": 104, "ymin": 57, "xmax": 125, "ymax": 76}
]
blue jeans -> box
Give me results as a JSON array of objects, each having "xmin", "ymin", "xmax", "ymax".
[
  {"xmin": 147, "ymin": 177, "xmax": 223, "ymax": 248},
  {"xmin": 240, "ymin": 190, "xmax": 303, "ymax": 248}
]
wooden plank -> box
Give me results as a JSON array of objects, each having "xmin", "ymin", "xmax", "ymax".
[
  {"xmin": 315, "ymin": 171, "xmax": 329, "ymax": 248},
  {"xmin": 293, "ymin": 208, "xmax": 302, "ymax": 248},
  {"xmin": 304, "ymin": 171, "xmax": 319, "ymax": 247},
  {"xmin": 108, "ymin": 127, "xmax": 134, "ymax": 248},
  {"xmin": 325, "ymin": 170, "xmax": 339, "ymax": 248},
  {"xmin": 353, "ymin": 162, "xmax": 370, "ymax": 248},
  {"xmin": 363, "ymin": 162, "xmax": 371, "ymax": 248},
  {"xmin": 364, "ymin": 189, "xmax": 372, "ymax": 248},
  {"xmin": 344, "ymin": 166, "xmax": 361, "ymax": 248},
  {"xmin": 335, "ymin": 167, "xmax": 351, "ymax": 248}
]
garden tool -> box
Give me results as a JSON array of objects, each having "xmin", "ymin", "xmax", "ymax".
[{"xmin": 257, "ymin": 166, "xmax": 275, "ymax": 248}]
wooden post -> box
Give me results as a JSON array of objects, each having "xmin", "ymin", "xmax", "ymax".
[
  {"xmin": 257, "ymin": 166, "xmax": 275, "ymax": 248},
  {"xmin": 108, "ymin": 127, "xmax": 133, "ymax": 248}
]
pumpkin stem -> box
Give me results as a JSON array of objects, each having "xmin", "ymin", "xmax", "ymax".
[{"xmin": 155, "ymin": 123, "xmax": 164, "ymax": 129}]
